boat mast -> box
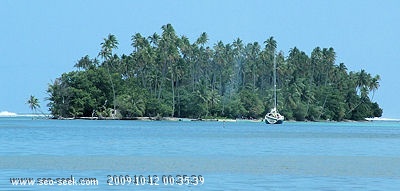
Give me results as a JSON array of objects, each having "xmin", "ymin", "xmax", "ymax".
[{"xmin": 273, "ymin": 52, "xmax": 277, "ymax": 110}]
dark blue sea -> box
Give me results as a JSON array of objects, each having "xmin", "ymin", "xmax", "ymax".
[{"xmin": 1, "ymin": 117, "xmax": 400, "ymax": 190}]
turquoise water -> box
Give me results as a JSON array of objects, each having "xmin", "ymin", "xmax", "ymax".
[{"xmin": 1, "ymin": 117, "xmax": 400, "ymax": 190}]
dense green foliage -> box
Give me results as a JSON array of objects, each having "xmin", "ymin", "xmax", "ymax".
[{"xmin": 47, "ymin": 24, "xmax": 382, "ymax": 121}]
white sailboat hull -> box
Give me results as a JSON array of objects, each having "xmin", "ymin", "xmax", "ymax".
[
  {"xmin": 265, "ymin": 108, "xmax": 284, "ymax": 124},
  {"xmin": 265, "ymin": 114, "xmax": 284, "ymax": 124}
]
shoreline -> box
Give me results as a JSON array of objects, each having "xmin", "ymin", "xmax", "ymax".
[
  {"xmin": 49, "ymin": 116, "xmax": 386, "ymax": 123},
  {"xmin": 75, "ymin": 116, "xmax": 264, "ymax": 123},
  {"xmin": 2, "ymin": 114, "xmax": 398, "ymax": 123}
]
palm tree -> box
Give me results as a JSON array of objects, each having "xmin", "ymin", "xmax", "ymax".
[
  {"xmin": 74, "ymin": 55, "xmax": 95, "ymax": 71},
  {"xmin": 131, "ymin": 33, "xmax": 146, "ymax": 52},
  {"xmin": 338, "ymin": 63, "xmax": 348, "ymax": 73},
  {"xmin": 310, "ymin": 47, "xmax": 323, "ymax": 85},
  {"xmin": 27, "ymin": 95, "xmax": 40, "ymax": 115},
  {"xmin": 196, "ymin": 32, "xmax": 208, "ymax": 46},
  {"xmin": 369, "ymin": 74, "xmax": 380, "ymax": 101},
  {"xmin": 355, "ymin": 69, "xmax": 371, "ymax": 97},
  {"xmin": 99, "ymin": 34, "xmax": 119, "ymax": 61},
  {"xmin": 244, "ymin": 42, "xmax": 261, "ymax": 91},
  {"xmin": 264, "ymin": 36, "xmax": 277, "ymax": 56},
  {"xmin": 99, "ymin": 34, "xmax": 119, "ymax": 117},
  {"xmin": 264, "ymin": 37, "xmax": 277, "ymax": 84},
  {"xmin": 233, "ymin": 38, "xmax": 244, "ymax": 90},
  {"xmin": 160, "ymin": 23, "xmax": 179, "ymax": 116},
  {"xmin": 347, "ymin": 70, "xmax": 375, "ymax": 116},
  {"xmin": 148, "ymin": 32, "xmax": 160, "ymax": 47},
  {"xmin": 189, "ymin": 32, "xmax": 209, "ymax": 92},
  {"xmin": 131, "ymin": 33, "xmax": 152, "ymax": 87}
]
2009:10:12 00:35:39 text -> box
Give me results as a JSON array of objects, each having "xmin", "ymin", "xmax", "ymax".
[{"xmin": 107, "ymin": 175, "xmax": 204, "ymax": 186}]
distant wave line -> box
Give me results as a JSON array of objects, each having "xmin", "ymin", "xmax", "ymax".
[
  {"xmin": 0, "ymin": 111, "xmax": 48, "ymax": 117},
  {"xmin": 365, "ymin": 117, "xmax": 400, "ymax": 122},
  {"xmin": 0, "ymin": 111, "xmax": 17, "ymax": 117}
]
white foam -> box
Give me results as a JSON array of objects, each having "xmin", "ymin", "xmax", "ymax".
[
  {"xmin": 365, "ymin": 117, "xmax": 400, "ymax": 122},
  {"xmin": 0, "ymin": 111, "xmax": 18, "ymax": 117},
  {"xmin": 0, "ymin": 111, "xmax": 49, "ymax": 118}
]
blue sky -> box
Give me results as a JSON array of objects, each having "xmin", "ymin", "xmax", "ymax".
[{"xmin": 1, "ymin": 0, "xmax": 399, "ymax": 118}]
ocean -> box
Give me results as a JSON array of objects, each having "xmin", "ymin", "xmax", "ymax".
[{"xmin": 0, "ymin": 117, "xmax": 399, "ymax": 190}]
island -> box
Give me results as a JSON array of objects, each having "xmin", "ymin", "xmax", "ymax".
[{"xmin": 45, "ymin": 24, "xmax": 382, "ymax": 121}]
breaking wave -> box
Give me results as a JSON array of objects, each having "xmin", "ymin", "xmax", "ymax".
[
  {"xmin": 0, "ymin": 111, "xmax": 17, "ymax": 117},
  {"xmin": 0, "ymin": 111, "xmax": 48, "ymax": 118},
  {"xmin": 365, "ymin": 117, "xmax": 400, "ymax": 122}
]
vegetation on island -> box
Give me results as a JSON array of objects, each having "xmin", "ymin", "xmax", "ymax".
[{"xmin": 46, "ymin": 24, "xmax": 382, "ymax": 121}]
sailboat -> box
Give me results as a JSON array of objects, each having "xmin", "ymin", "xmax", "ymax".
[{"xmin": 265, "ymin": 53, "xmax": 284, "ymax": 124}]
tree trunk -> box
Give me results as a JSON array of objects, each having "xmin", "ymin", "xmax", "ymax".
[
  {"xmin": 158, "ymin": 60, "xmax": 167, "ymax": 100},
  {"xmin": 171, "ymin": 71, "xmax": 175, "ymax": 117}
]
